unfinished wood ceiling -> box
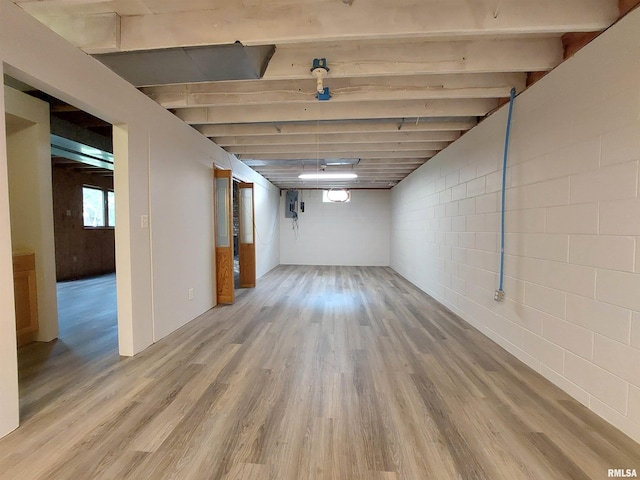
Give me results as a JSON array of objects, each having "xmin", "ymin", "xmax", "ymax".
[{"xmin": 13, "ymin": 0, "xmax": 631, "ymax": 189}]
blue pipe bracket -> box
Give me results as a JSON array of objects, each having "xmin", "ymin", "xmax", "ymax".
[
  {"xmin": 311, "ymin": 58, "xmax": 329, "ymax": 71},
  {"xmin": 495, "ymin": 87, "xmax": 517, "ymax": 302},
  {"xmin": 317, "ymin": 87, "xmax": 331, "ymax": 100}
]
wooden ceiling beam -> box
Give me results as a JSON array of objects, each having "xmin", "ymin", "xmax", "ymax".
[
  {"xmin": 258, "ymin": 174, "xmax": 416, "ymax": 179},
  {"xmin": 37, "ymin": 12, "xmax": 122, "ymax": 54},
  {"xmin": 16, "ymin": 0, "xmax": 151, "ymax": 17},
  {"xmin": 254, "ymin": 170, "xmax": 424, "ymax": 177},
  {"xmin": 254, "ymin": 169, "xmax": 418, "ymax": 175},
  {"xmin": 237, "ymin": 151, "xmax": 435, "ymax": 160},
  {"xmin": 175, "ymin": 98, "xmax": 496, "ymax": 124},
  {"xmin": 258, "ymin": 177, "xmax": 413, "ymax": 183},
  {"xmin": 280, "ymin": 186, "xmax": 395, "ymax": 190},
  {"xmin": 16, "ymin": 0, "xmax": 618, "ymax": 190},
  {"xmin": 142, "ymin": 73, "xmax": 527, "ymax": 108},
  {"xmin": 225, "ymin": 142, "xmax": 449, "ymax": 155},
  {"xmin": 29, "ymin": 0, "xmax": 616, "ymax": 52},
  {"xmin": 276, "ymin": 184, "xmax": 395, "ymax": 190},
  {"xmin": 243, "ymin": 158, "xmax": 428, "ymax": 165},
  {"xmin": 254, "ymin": 171, "xmax": 423, "ymax": 176},
  {"xmin": 198, "ymin": 120, "xmax": 475, "ymax": 137},
  {"xmin": 263, "ymin": 38, "xmax": 561, "ymax": 81},
  {"xmin": 213, "ymin": 131, "xmax": 460, "ymax": 146},
  {"xmin": 20, "ymin": 0, "xmax": 617, "ymax": 53}
]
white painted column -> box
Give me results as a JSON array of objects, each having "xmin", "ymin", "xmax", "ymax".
[{"xmin": 0, "ymin": 69, "xmax": 20, "ymax": 439}]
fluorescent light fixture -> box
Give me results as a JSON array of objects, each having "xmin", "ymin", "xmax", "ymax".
[
  {"xmin": 324, "ymin": 158, "xmax": 360, "ymax": 166},
  {"xmin": 242, "ymin": 159, "xmax": 268, "ymax": 167},
  {"xmin": 298, "ymin": 173, "xmax": 358, "ymax": 180}
]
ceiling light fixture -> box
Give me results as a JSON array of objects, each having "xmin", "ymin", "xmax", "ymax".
[
  {"xmin": 324, "ymin": 158, "xmax": 360, "ymax": 166},
  {"xmin": 298, "ymin": 172, "xmax": 358, "ymax": 180}
]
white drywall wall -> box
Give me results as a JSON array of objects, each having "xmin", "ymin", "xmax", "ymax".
[
  {"xmin": 5, "ymin": 87, "xmax": 58, "ymax": 342},
  {"xmin": 280, "ymin": 189, "xmax": 390, "ymax": 266},
  {"xmin": 0, "ymin": 0, "xmax": 280, "ymax": 438}
]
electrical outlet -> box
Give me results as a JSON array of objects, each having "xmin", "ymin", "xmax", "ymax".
[
  {"xmin": 188, "ymin": 288, "xmax": 194, "ymax": 300},
  {"xmin": 141, "ymin": 214, "xmax": 149, "ymax": 229},
  {"xmin": 494, "ymin": 290, "xmax": 505, "ymax": 302}
]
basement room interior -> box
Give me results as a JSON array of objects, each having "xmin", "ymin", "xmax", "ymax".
[{"xmin": 1, "ymin": 1, "xmax": 640, "ymax": 479}]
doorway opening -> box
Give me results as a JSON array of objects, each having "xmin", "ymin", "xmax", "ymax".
[
  {"xmin": 4, "ymin": 74, "xmax": 118, "ymax": 422},
  {"xmin": 214, "ymin": 171, "xmax": 256, "ymax": 305}
]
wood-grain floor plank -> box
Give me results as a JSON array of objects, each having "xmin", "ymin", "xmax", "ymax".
[{"xmin": 0, "ymin": 267, "xmax": 639, "ymax": 479}]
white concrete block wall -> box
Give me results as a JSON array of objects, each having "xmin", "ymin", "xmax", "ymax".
[{"xmin": 391, "ymin": 9, "xmax": 640, "ymax": 443}]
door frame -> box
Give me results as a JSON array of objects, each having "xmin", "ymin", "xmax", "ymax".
[
  {"xmin": 214, "ymin": 168, "xmax": 234, "ymax": 304},
  {"xmin": 237, "ymin": 182, "xmax": 256, "ymax": 288}
]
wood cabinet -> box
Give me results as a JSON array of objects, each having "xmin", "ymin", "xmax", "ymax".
[{"xmin": 13, "ymin": 252, "xmax": 39, "ymax": 347}]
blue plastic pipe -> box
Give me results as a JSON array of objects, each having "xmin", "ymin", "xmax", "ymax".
[{"xmin": 498, "ymin": 88, "xmax": 516, "ymax": 293}]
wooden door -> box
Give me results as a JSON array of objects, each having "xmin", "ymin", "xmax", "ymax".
[
  {"xmin": 214, "ymin": 169, "xmax": 234, "ymax": 304},
  {"xmin": 238, "ymin": 182, "xmax": 256, "ymax": 288}
]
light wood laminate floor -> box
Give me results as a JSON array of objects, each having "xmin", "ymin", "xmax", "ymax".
[{"xmin": 1, "ymin": 266, "xmax": 638, "ymax": 479}]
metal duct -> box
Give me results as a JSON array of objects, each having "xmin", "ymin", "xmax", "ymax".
[
  {"xmin": 93, "ymin": 42, "xmax": 275, "ymax": 87},
  {"xmin": 51, "ymin": 135, "xmax": 114, "ymax": 170}
]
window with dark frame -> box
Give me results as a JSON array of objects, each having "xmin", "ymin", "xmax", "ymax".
[{"xmin": 83, "ymin": 186, "xmax": 115, "ymax": 228}]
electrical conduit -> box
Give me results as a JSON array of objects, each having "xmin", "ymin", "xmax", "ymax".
[{"xmin": 497, "ymin": 87, "xmax": 516, "ymax": 301}]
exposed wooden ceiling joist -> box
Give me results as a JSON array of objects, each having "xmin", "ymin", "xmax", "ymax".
[
  {"xmin": 278, "ymin": 183, "xmax": 400, "ymax": 189},
  {"xmin": 197, "ymin": 120, "xmax": 477, "ymax": 137},
  {"xmin": 255, "ymin": 168, "xmax": 420, "ymax": 175},
  {"xmin": 175, "ymin": 99, "xmax": 498, "ymax": 124},
  {"xmin": 260, "ymin": 171, "xmax": 416, "ymax": 176},
  {"xmin": 262, "ymin": 39, "xmax": 562, "ymax": 80},
  {"xmin": 213, "ymin": 131, "xmax": 460, "ymax": 146},
  {"xmin": 226, "ymin": 142, "xmax": 450, "ymax": 155},
  {"xmin": 17, "ymin": 0, "xmax": 618, "ymax": 52},
  {"xmin": 141, "ymin": 73, "xmax": 527, "ymax": 108},
  {"xmin": 247, "ymin": 158, "xmax": 428, "ymax": 166},
  {"xmin": 12, "ymin": 0, "xmax": 623, "ymax": 189},
  {"xmin": 237, "ymin": 151, "xmax": 435, "ymax": 161}
]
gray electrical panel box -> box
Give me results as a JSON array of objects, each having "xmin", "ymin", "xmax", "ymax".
[{"xmin": 285, "ymin": 190, "xmax": 298, "ymax": 218}]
